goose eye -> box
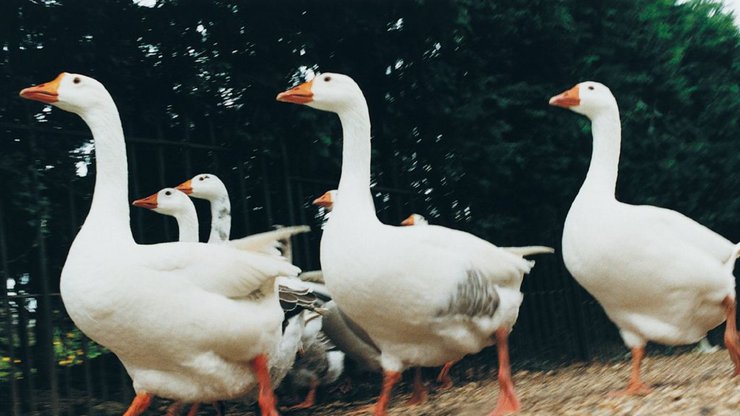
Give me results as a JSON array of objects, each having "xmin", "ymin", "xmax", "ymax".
[
  {"xmin": 165, "ymin": 190, "xmax": 171, "ymax": 196},
  {"xmin": 199, "ymin": 177, "xmax": 204, "ymax": 181},
  {"xmin": 73, "ymin": 77, "xmax": 81, "ymax": 84},
  {"xmin": 324, "ymin": 76, "xmax": 331, "ymax": 82},
  {"xmin": 588, "ymin": 86, "xmax": 594, "ymax": 90}
]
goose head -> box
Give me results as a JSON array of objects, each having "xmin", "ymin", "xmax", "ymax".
[
  {"xmin": 312, "ymin": 190, "xmax": 337, "ymax": 211},
  {"xmin": 549, "ymin": 81, "xmax": 617, "ymax": 119},
  {"xmin": 277, "ymin": 73, "xmax": 364, "ymax": 113},
  {"xmin": 20, "ymin": 72, "xmax": 113, "ymax": 115},
  {"xmin": 132, "ymin": 188, "xmax": 192, "ymax": 217},
  {"xmin": 400, "ymin": 213, "xmax": 428, "ymax": 226},
  {"xmin": 176, "ymin": 173, "xmax": 227, "ymax": 201}
]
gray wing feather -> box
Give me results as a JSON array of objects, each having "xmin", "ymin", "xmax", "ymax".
[{"xmin": 439, "ymin": 269, "xmax": 500, "ymax": 318}]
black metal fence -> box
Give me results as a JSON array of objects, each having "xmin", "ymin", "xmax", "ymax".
[{"xmin": 0, "ymin": 118, "xmax": 650, "ymax": 416}]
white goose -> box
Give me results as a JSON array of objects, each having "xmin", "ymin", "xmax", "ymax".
[
  {"xmin": 176, "ymin": 173, "xmax": 231, "ymax": 243},
  {"xmin": 398, "ymin": 213, "xmax": 458, "ymax": 389},
  {"xmin": 308, "ymin": 191, "xmax": 383, "ymax": 374},
  {"xmin": 132, "ymin": 188, "xmax": 199, "ymax": 242},
  {"xmin": 314, "ymin": 197, "xmax": 449, "ymax": 400},
  {"xmin": 278, "ymin": 73, "xmax": 553, "ymax": 416},
  {"xmin": 20, "ymin": 73, "xmax": 296, "ymax": 416},
  {"xmin": 131, "ymin": 186, "xmax": 309, "ymax": 390},
  {"xmin": 550, "ymin": 82, "xmax": 740, "ymax": 394},
  {"xmin": 176, "ymin": 173, "xmax": 310, "ymax": 256}
]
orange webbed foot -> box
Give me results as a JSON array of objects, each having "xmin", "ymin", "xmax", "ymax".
[
  {"xmin": 489, "ymin": 390, "xmax": 521, "ymax": 416},
  {"xmin": 436, "ymin": 361, "xmax": 455, "ymax": 390}
]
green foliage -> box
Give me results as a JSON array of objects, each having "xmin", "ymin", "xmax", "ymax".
[{"xmin": 53, "ymin": 327, "xmax": 107, "ymax": 368}]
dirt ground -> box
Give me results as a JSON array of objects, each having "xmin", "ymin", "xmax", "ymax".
[{"xmin": 232, "ymin": 350, "xmax": 739, "ymax": 416}]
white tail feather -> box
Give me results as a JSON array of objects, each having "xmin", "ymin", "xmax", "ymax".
[
  {"xmin": 504, "ymin": 245, "xmax": 555, "ymax": 257},
  {"xmin": 230, "ymin": 225, "xmax": 311, "ymax": 255}
]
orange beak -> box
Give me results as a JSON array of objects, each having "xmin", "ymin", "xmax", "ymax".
[
  {"xmin": 132, "ymin": 193, "xmax": 158, "ymax": 210},
  {"xmin": 549, "ymin": 85, "xmax": 580, "ymax": 108},
  {"xmin": 401, "ymin": 214, "xmax": 415, "ymax": 226},
  {"xmin": 276, "ymin": 79, "xmax": 314, "ymax": 104},
  {"xmin": 19, "ymin": 73, "xmax": 65, "ymax": 104},
  {"xmin": 312, "ymin": 191, "xmax": 333, "ymax": 208},
  {"xmin": 176, "ymin": 179, "xmax": 193, "ymax": 195}
]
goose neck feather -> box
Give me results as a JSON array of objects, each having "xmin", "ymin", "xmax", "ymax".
[
  {"xmin": 334, "ymin": 100, "xmax": 378, "ymax": 221},
  {"xmin": 207, "ymin": 194, "xmax": 231, "ymax": 243},
  {"xmin": 579, "ymin": 110, "xmax": 621, "ymax": 200},
  {"xmin": 79, "ymin": 105, "xmax": 133, "ymax": 242},
  {"xmin": 175, "ymin": 208, "xmax": 199, "ymax": 243}
]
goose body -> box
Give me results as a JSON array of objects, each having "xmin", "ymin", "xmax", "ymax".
[
  {"xmin": 564, "ymin": 199, "xmax": 734, "ymax": 345},
  {"xmin": 278, "ymin": 73, "xmax": 552, "ymax": 415},
  {"xmin": 321, "ymin": 219, "xmax": 530, "ymax": 366},
  {"xmin": 21, "ymin": 73, "xmax": 293, "ymax": 415},
  {"xmin": 308, "ymin": 191, "xmax": 382, "ymax": 372},
  {"xmin": 550, "ymin": 82, "xmax": 740, "ymax": 393},
  {"xmin": 132, "ymin": 185, "xmax": 311, "ymax": 394}
]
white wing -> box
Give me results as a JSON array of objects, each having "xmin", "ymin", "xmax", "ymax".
[
  {"xmin": 138, "ymin": 242, "xmax": 300, "ymax": 298},
  {"xmin": 631, "ymin": 204, "xmax": 734, "ymax": 263}
]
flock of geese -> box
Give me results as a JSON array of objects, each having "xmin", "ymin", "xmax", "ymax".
[{"xmin": 18, "ymin": 72, "xmax": 740, "ymax": 416}]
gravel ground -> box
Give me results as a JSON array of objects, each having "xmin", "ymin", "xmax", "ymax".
[{"xmin": 233, "ymin": 350, "xmax": 739, "ymax": 416}]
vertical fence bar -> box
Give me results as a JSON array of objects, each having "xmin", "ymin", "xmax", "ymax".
[
  {"xmin": 119, "ymin": 360, "xmax": 131, "ymax": 406},
  {"xmin": 184, "ymin": 119, "xmax": 194, "ymax": 175},
  {"xmin": 236, "ymin": 160, "xmax": 252, "ymax": 235},
  {"xmin": 279, "ymin": 139, "xmax": 297, "ymax": 227},
  {"xmin": 16, "ymin": 280, "xmax": 35, "ymax": 413},
  {"xmin": 278, "ymin": 139, "xmax": 300, "ymax": 264},
  {"xmin": 98, "ymin": 354, "xmax": 108, "ymax": 401},
  {"xmin": 155, "ymin": 125, "xmax": 171, "ymax": 241},
  {"xmin": 128, "ymin": 143, "xmax": 145, "ymax": 242},
  {"xmin": 66, "ymin": 180, "xmax": 94, "ymax": 413},
  {"xmin": 27, "ymin": 124, "xmax": 60, "ymax": 416},
  {"xmin": 207, "ymin": 119, "xmax": 218, "ymax": 173},
  {"xmin": 0, "ymin": 200, "xmax": 21, "ymax": 416},
  {"xmin": 294, "ymin": 180, "xmax": 314, "ymax": 271},
  {"xmin": 259, "ymin": 152, "xmax": 275, "ymax": 227}
]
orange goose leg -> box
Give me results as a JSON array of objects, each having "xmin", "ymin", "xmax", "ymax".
[
  {"xmin": 165, "ymin": 401, "xmax": 183, "ymax": 415},
  {"xmin": 436, "ymin": 360, "xmax": 456, "ymax": 389},
  {"xmin": 373, "ymin": 370, "xmax": 401, "ymax": 416},
  {"xmin": 123, "ymin": 392, "xmax": 153, "ymax": 416},
  {"xmin": 722, "ymin": 296, "xmax": 740, "ymax": 376},
  {"xmin": 185, "ymin": 402, "xmax": 201, "ymax": 416},
  {"xmin": 405, "ymin": 367, "xmax": 428, "ymax": 406},
  {"xmin": 609, "ymin": 346, "xmax": 653, "ymax": 396},
  {"xmin": 345, "ymin": 371, "xmax": 402, "ymax": 416},
  {"xmin": 250, "ymin": 353, "xmax": 280, "ymax": 416},
  {"xmin": 488, "ymin": 328, "xmax": 520, "ymax": 416}
]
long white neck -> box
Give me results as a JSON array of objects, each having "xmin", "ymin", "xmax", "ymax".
[
  {"xmin": 334, "ymin": 102, "xmax": 378, "ymax": 220},
  {"xmin": 579, "ymin": 109, "xmax": 622, "ymax": 199},
  {"xmin": 78, "ymin": 105, "xmax": 134, "ymax": 242},
  {"xmin": 207, "ymin": 194, "xmax": 231, "ymax": 243},
  {"xmin": 173, "ymin": 209, "xmax": 199, "ymax": 243}
]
